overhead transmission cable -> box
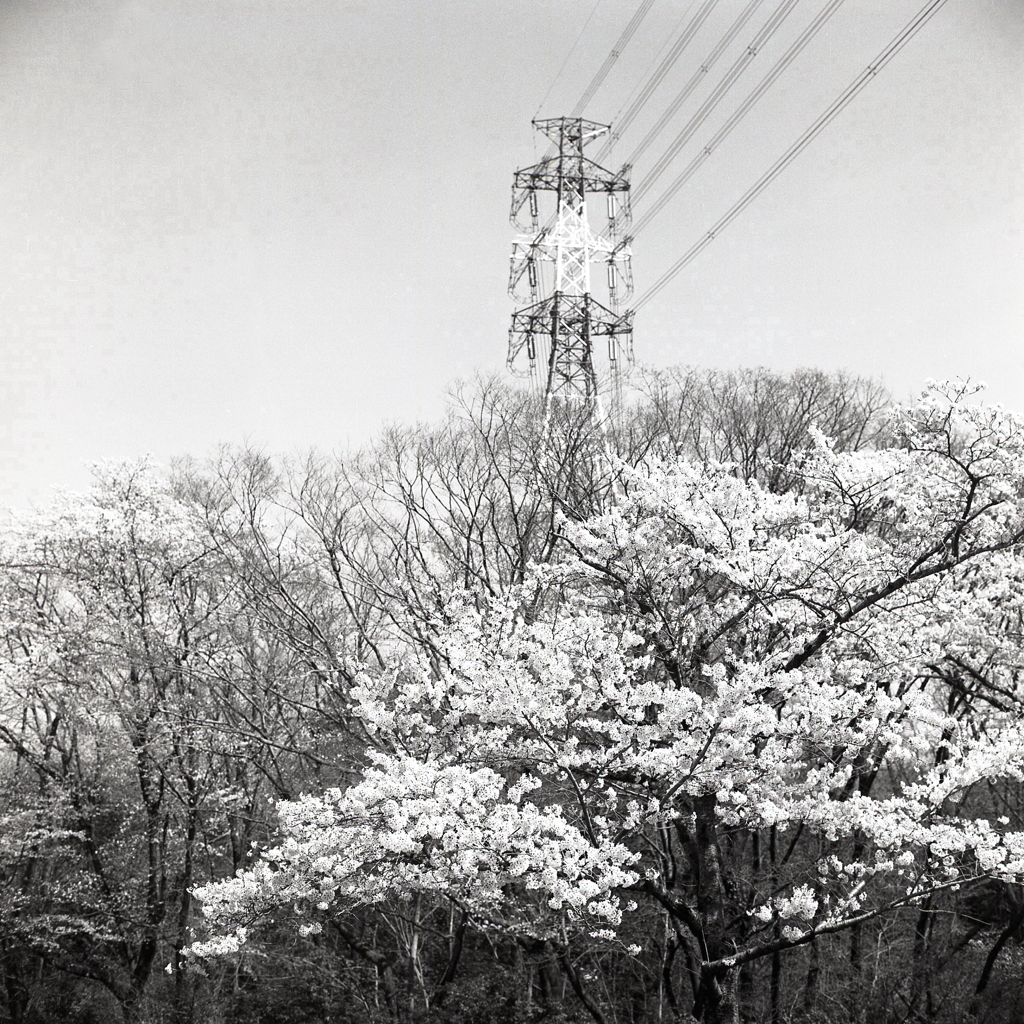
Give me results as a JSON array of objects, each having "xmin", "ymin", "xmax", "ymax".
[
  {"xmin": 534, "ymin": 0, "xmax": 605, "ymax": 119},
  {"xmin": 622, "ymin": 0, "xmax": 767, "ymax": 171},
  {"xmin": 633, "ymin": 0, "xmax": 802, "ymax": 204},
  {"xmin": 633, "ymin": 0, "xmax": 952, "ymax": 312},
  {"xmin": 632, "ymin": 0, "xmax": 849, "ymax": 234},
  {"xmin": 571, "ymin": 0, "xmax": 658, "ymax": 117},
  {"xmin": 606, "ymin": 0, "xmax": 698, "ymax": 127},
  {"xmin": 596, "ymin": 0, "xmax": 721, "ymax": 161}
]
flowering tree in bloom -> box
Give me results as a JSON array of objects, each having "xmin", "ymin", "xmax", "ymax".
[
  {"xmin": 193, "ymin": 384, "xmax": 1024, "ymax": 1023},
  {"xmin": 0, "ymin": 460, "xmax": 325, "ymax": 1022},
  {"xmin": 0, "ymin": 460, "xmax": 233, "ymax": 1021}
]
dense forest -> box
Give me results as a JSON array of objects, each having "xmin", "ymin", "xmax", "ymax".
[{"xmin": 4, "ymin": 367, "xmax": 1024, "ymax": 1024}]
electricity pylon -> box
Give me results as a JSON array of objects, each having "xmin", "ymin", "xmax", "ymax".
[{"xmin": 507, "ymin": 118, "xmax": 634, "ymax": 413}]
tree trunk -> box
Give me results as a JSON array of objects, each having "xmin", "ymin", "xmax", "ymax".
[
  {"xmin": 428, "ymin": 911, "xmax": 467, "ymax": 1008},
  {"xmin": 557, "ymin": 948, "xmax": 608, "ymax": 1024},
  {"xmin": 770, "ymin": 945, "xmax": 782, "ymax": 1024},
  {"xmin": 1, "ymin": 942, "xmax": 31, "ymax": 1024},
  {"xmin": 909, "ymin": 894, "xmax": 935, "ymax": 1017},
  {"xmin": 697, "ymin": 968, "xmax": 738, "ymax": 1024},
  {"xmin": 970, "ymin": 898, "xmax": 1024, "ymax": 1017},
  {"xmin": 802, "ymin": 940, "xmax": 819, "ymax": 1019},
  {"xmin": 769, "ymin": 827, "xmax": 781, "ymax": 1024},
  {"xmin": 693, "ymin": 795, "xmax": 738, "ymax": 1024}
]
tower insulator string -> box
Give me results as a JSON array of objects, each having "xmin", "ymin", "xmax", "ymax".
[
  {"xmin": 632, "ymin": 0, "xmax": 849, "ymax": 235},
  {"xmin": 633, "ymin": 0, "xmax": 952, "ymax": 312},
  {"xmin": 632, "ymin": 0, "xmax": 802, "ymax": 204}
]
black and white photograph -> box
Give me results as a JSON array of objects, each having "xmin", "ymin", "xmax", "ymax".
[{"xmin": 0, "ymin": 2, "xmax": 1021, "ymax": 1022}]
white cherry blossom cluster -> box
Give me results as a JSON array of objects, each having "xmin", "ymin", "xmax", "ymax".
[
  {"xmin": 194, "ymin": 383, "xmax": 1024, "ymax": 956},
  {"xmin": 193, "ymin": 756, "xmax": 638, "ymax": 954}
]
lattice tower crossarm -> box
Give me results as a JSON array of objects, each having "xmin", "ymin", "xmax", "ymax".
[
  {"xmin": 510, "ymin": 294, "xmax": 634, "ymax": 403},
  {"xmin": 511, "ymin": 118, "xmax": 632, "ymax": 229},
  {"xmin": 508, "ymin": 211, "xmax": 632, "ymax": 304}
]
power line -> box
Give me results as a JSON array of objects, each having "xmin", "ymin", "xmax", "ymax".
[
  {"xmin": 633, "ymin": 0, "xmax": 802, "ymax": 203},
  {"xmin": 571, "ymin": 0, "xmax": 658, "ymax": 118},
  {"xmin": 534, "ymin": 0, "xmax": 605, "ymax": 119},
  {"xmin": 622, "ymin": 0, "xmax": 768, "ymax": 170},
  {"xmin": 607, "ymin": 0, "xmax": 698, "ymax": 129},
  {"xmin": 632, "ymin": 0, "xmax": 849, "ymax": 235},
  {"xmin": 633, "ymin": 0, "xmax": 952, "ymax": 312},
  {"xmin": 597, "ymin": 0, "xmax": 721, "ymax": 162}
]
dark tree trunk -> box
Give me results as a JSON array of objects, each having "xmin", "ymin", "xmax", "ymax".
[
  {"xmin": 428, "ymin": 911, "xmax": 467, "ymax": 1008},
  {"xmin": 769, "ymin": 945, "xmax": 782, "ymax": 1024},
  {"xmin": 909, "ymin": 894, "xmax": 935, "ymax": 1017},
  {"xmin": 971, "ymin": 899, "xmax": 1024, "ymax": 1016},
  {"xmin": 1, "ymin": 942, "xmax": 31, "ymax": 1024},
  {"xmin": 692, "ymin": 795, "xmax": 738, "ymax": 1024},
  {"xmin": 802, "ymin": 940, "xmax": 819, "ymax": 1019}
]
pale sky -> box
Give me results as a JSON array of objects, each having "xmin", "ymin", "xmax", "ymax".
[{"xmin": 0, "ymin": 0, "xmax": 1021, "ymax": 505}]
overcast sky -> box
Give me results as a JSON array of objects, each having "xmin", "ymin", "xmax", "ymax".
[{"xmin": 0, "ymin": 0, "xmax": 1020, "ymax": 505}]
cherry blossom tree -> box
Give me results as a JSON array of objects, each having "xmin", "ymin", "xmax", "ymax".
[
  {"xmin": 0, "ymin": 460, "xmax": 325, "ymax": 1022},
  {"xmin": 190, "ymin": 382, "xmax": 1024, "ymax": 1023}
]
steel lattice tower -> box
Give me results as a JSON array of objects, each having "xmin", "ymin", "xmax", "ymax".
[{"xmin": 507, "ymin": 118, "xmax": 634, "ymax": 411}]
